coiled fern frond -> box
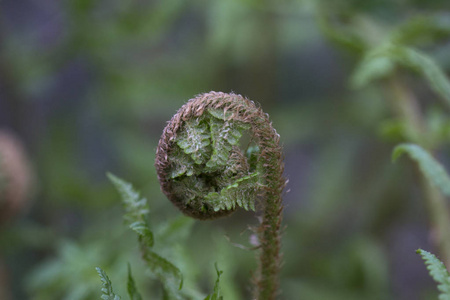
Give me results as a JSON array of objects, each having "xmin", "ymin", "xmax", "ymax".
[{"xmin": 156, "ymin": 91, "xmax": 285, "ymax": 300}]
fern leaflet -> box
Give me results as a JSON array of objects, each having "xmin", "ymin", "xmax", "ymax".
[
  {"xmin": 417, "ymin": 249, "xmax": 450, "ymax": 300},
  {"xmin": 108, "ymin": 173, "xmax": 183, "ymax": 292},
  {"xmin": 95, "ymin": 267, "xmax": 121, "ymax": 300},
  {"xmin": 204, "ymin": 263, "xmax": 224, "ymax": 300},
  {"xmin": 107, "ymin": 173, "xmax": 150, "ymax": 225}
]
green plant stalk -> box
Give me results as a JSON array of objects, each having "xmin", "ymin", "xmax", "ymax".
[
  {"xmin": 390, "ymin": 77, "xmax": 450, "ymax": 265},
  {"xmin": 388, "ymin": 77, "xmax": 425, "ymax": 144}
]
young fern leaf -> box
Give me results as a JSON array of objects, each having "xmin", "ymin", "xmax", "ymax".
[
  {"xmin": 417, "ymin": 249, "xmax": 450, "ymax": 300},
  {"xmin": 176, "ymin": 118, "xmax": 211, "ymax": 165},
  {"xmin": 107, "ymin": 173, "xmax": 150, "ymax": 225},
  {"xmin": 95, "ymin": 267, "xmax": 121, "ymax": 300},
  {"xmin": 392, "ymin": 143, "xmax": 450, "ymax": 196},
  {"xmin": 156, "ymin": 92, "xmax": 285, "ymax": 300},
  {"xmin": 108, "ymin": 173, "xmax": 183, "ymax": 293},
  {"xmin": 205, "ymin": 172, "xmax": 259, "ymax": 211},
  {"xmin": 127, "ymin": 263, "xmax": 142, "ymax": 300},
  {"xmin": 168, "ymin": 146, "xmax": 198, "ymax": 178},
  {"xmin": 206, "ymin": 108, "xmax": 250, "ymax": 172},
  {"xmin": 204, "ymin": 263, "xmax": 224, "ymax": 300}
]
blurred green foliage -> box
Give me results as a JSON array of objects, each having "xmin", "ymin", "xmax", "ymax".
[{"xmin": 1, "ymin": 0, "xmax": 450, "ymax": 299}]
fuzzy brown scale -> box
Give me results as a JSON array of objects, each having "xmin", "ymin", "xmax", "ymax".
[{"xmin": 155, "ymin": 91, "xmax": 285, "ymax": 300}]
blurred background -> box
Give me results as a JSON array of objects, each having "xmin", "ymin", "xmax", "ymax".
[{"xmin": 1, "ymin": 0, "xmax": 450, "ymax": 299}]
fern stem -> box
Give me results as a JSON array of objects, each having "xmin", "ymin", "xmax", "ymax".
[
  {"xmin": 388, "ymin": 77, "xmax": 426, "ymax": 144},
  {"xmin": 250, "ymin": 107, "xmax": 284, "ymax": 300},
  {"xmin": 155, "ymin": 92, "xmax": 285, "ymax": 300}
]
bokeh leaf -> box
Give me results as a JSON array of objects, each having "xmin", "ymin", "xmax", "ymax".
[
  {"xmin": 392, "ymin": 143, "xmax": 450, "ymax": 196},
  {"xmin": 390, "ymin": 15, "xmax": 450, "ymax": 46},
  {"xmin": 352, "ymin": 44, "xmax": 450, "ymax": 109}
]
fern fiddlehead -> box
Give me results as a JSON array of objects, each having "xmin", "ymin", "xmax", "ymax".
[{"xmin": 155, "ymin": 91, "xmax": 285, "ymax": 300}]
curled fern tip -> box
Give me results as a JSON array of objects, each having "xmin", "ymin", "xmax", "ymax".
[{"xmin": 155, "ymin": 91, "xmax": 285, "ymax": 300}]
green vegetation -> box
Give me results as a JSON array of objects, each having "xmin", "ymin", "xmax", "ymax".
[
  {"xmin": 417, "ymin": 250, "xmax": 450, "ymax": 300},
  {"xmin": 2, "ymin": 1, "xmax": 450, "ymax": 299}
]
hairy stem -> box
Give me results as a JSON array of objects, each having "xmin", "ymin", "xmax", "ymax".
[{"xmin": 250, "ymin": 108, "xmax": 284, "ymax": 300}]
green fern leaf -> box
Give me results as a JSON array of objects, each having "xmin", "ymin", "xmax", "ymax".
[
  {"xmin": 206, "ymin": 116, "xmax": 249, "ymax": 171},
  {"xmin": 129, "ymin": 221, "xmax": 154, "ymax": 248},
  {"xmin": 170, "ymin": 175, "xmax": 208, "ymax": 205},
  {"xmin": 107, "ymin": 173, "xmax": 149, "ymax": 225},
  {"xmin": 417, "ymin": 249, "xmax": 450, "ymax": 300},
  {"xmin": 130, "ymin": 211, "xmax": 183, "ymax": 290},
  {"xmin": 205, "ymin": 172, "xmax": 258, "ymax": 212},
  {"xmin": 176, "ymin": 118, "xmax": 211, "ymax": 164},
  {"xmin": 95, "ymin": 267, "xmax": 121, "ymax": 300},
  {"xmin": 206, "ymin": 117, "xmax": 233, "ymax": 171},
  {"xmin": 142, "ymin": 251, "xmax": 183, "ymax": 290},
  {"xmin": 168, "ymin": 146, "xmax": 198, "ymax": 178},
  {"xmin": 127, "ymin": 263, "xmax": 142, "ymax": 300},
  {"xmin": 224, "ymin": 172, "xmax": 259, "ymax": 211},
  {"xmin": 108, "ymin": 174, "xmax": 183, "ymax": 291},
  {"xmin": 204, "ymin": 263, "xmax": 224, "ymax": 300},
  {"xmin": 216, "ymin": 172, "xmax": 259, "ymax": 211},
  {"xmin": 351, "ymin": 52, "xmax": 394, "ymax": 88},
  {"xmin": 392, "ymin": 143, "xmax": 450, "ymax": 196}
]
